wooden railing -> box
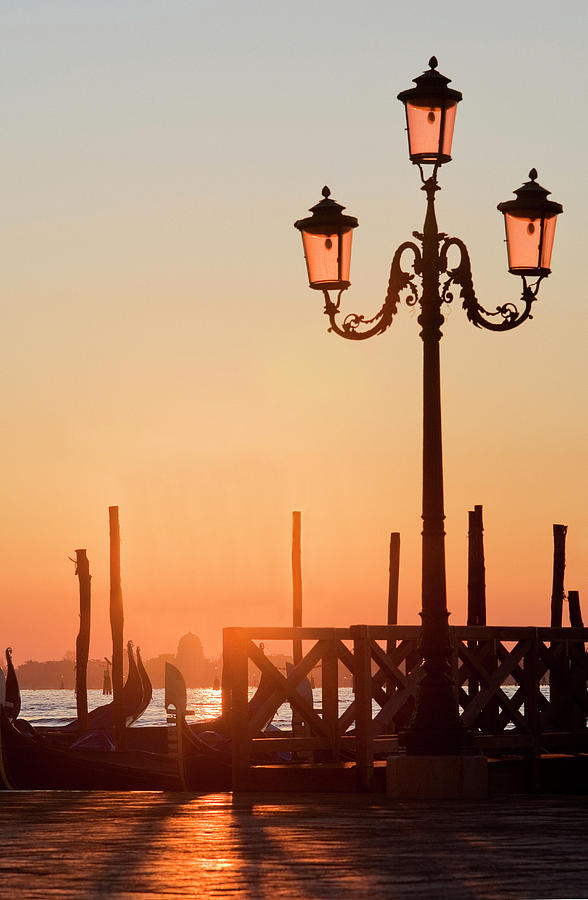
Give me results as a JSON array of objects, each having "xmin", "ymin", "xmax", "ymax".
[{"xmin": 221, "ymin": 625, "xmax": 588, "ymax": 790}]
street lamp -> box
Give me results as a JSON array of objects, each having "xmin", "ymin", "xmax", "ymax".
[{"xmin": 294, "ymin": 58, "xmax": 563, "ymax": 756}]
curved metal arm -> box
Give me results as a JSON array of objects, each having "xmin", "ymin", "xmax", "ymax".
[
  {"xmin": 439, "ymin": 237, "xmax": 542, "ymax": 332},
  {"xmin": 323, "ymin": 242, "xmax": 422, "ymax": 340}
]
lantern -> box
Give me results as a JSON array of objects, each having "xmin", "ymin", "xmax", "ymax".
[
  {"xmin": 397, "ymin": 57, "xmax": 462, "ymax": 166},
  {"xmin": 294, "ymin": 186, "xmax": 358, "ymax": 291},
  {"xmin": 497, "ymin": 170, "xmax": 563, "ymax": 276}
]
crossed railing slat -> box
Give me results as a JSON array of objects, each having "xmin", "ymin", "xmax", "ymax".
[{"xmin": 223, "ymin": 624, "xmax": 588, "ymax": 789}]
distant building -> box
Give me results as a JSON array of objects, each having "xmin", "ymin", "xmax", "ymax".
[{"xmin": 174, "ymin": 632, "xmax": 215, "ymax": 687}]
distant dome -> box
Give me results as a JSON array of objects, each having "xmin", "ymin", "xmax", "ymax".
[
  {"xmin": 176, "ymin": 632, "xmax": 204, "ymax": 662},
  {"xmin": 175, "ymin": 632, "xmax": 210, "ymax": 688}
]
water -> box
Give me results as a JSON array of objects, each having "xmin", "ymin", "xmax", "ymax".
[
  {"xmin": 20, "ymin": 688, "xmax": 349, "ymax": 730},
  {"xmin": 20, "ymin": 688, "xmax": 224, "ymax": 728},
  {"xmin": 20, "ymin": 686, "xmax": 548, "ymax": 730}
]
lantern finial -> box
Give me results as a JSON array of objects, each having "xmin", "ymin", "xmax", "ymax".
[
  {"xmin": 428, "ymin": 56, "xmax": 438, "ymax": 69},
  {"xmin": 529, "ymin": 168, "xmax": 538, "ymax": 181},
  {"xmin": 322, "ymin": 185, "xmax": 331, "ymax": 198}
]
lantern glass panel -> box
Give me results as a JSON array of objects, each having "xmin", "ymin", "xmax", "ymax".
[
  {"xmin": 504, "ymin": 213, "xmax": 558, "ymax": 274},
  {"xmin": 405, "ymin": 98, "xmax": 457, "ymax": 162},
  {"xmin": 301, "ymin": 228, "xmax": 353, "ymax": 289}
]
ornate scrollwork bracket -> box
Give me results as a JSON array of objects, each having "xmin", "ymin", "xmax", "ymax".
[
  {"xmin": 439, "ymin": 237, "xmax": 543, "ymax": 332},
  {"xmin": 322, "ymin": 241, "xmax": 422, "ymax": 340}
]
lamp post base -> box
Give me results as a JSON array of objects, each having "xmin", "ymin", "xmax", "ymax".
[
  {"xmin": 387, "ymin": 754, "xmax": 488, "ymax": 799},
  {"xmin": 400, "ymin": 670, "xmax": 467, "ymax": 755}
]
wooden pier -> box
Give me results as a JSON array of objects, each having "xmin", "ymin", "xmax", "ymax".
[
  {"xmin": 0, "ymin": 792, "xmax": 587, "ymax": 898},
  {"xmin": 222, "ymin": 625, "xmax": 588, "ymax": 793}
]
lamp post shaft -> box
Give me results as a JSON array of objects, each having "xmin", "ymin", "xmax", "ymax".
[{"xmin": 402, "ymin": 180, "xmax": 461, "ymax": 754}]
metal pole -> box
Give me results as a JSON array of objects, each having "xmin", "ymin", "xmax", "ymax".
[{"xmin": 402, "ymin": 179, "xmax": 461, "ymax": 755}]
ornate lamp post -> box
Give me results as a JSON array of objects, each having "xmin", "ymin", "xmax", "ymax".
[{"xmin": 294, "ymin": 58, "xmax": 563, "ymax": 755}]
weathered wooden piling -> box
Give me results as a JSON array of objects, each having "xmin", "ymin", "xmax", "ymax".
[
  {"xmin": 466, "ymin": 506, "xmax": 498, "ymax": 730},
  {"xmin": 386, "ymin": 533, "xmax": 400, "ymax": 641},
  {"xmin": 109, "ymin": 506, "xmax": 125, "ymax": 746},
  {"xmin": 549, "ymin": 524, "xmax": 569, "ymax": 729},
  {"xmin": 292, "ymin": 511, "xmax": 303, "ymax": 666},
  {"xmin": 568, "ymin": 589, "xmax": 584, "ymax": 628},
  {"xmin": 467, "ymin": 505, "xmax": 486, "ymax": 626},
  {"xmin": 385, "ymin": 533, "xmax": 400, "ymax": 714},
  {"xmin": 551, "ymin": 524, "xmax": 567, "ymax": 627},
  {"xmin": 568, "ymin": 590, "xmax": 587, "ymax": 730},
  {"xmin": 103, "ymin": 658, "xmax": 112, "ymax": 695},
  {"xmin": 74, "ymin": 549, "xmax": 91, "ymax": 730}
]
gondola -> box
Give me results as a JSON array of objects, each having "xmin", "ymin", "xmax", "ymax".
[
  {"xmin": 135, "ymin": 646, "xmax": 152, "ymax": 720},
  {"xmin": 0, "ymin": 706, "xmax": 180, "ymax": 790},
  {"xmin": 5, "ymin": 648, "xmax": 20, "ymax": 721},
  {"xmin": 30, "ymin": 640, "xmax": 150, "ymax": 741},
  {"xmin": 59, "ymin": 641, "xmax": 148, "ymax": 732},
  {"xmin": 0, "ymin": 653, "xmax": 281, "ymax": 791}
]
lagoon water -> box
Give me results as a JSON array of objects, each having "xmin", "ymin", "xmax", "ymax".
[
  {"xmin": 19, "ymin": 687, "xmax": 328, "ymax": 730},
  {"xmin": 20, "ymin": 686, "xmax": 536, "ymax": 730},
  {"xmin": 21, "ymin": 687, "xmax": 225, "ymax": 728}
]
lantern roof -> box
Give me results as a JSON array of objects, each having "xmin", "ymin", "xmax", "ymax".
[
  {"xmin": 294, "ymin": 186, "xmax": 359, "ymax": 235},
  {"xmin": 397, "ymin": 57, "xmax": 462, "ymax": 106},
  {"xmin": 497, "ymin": 169, "xmax": 563, "ymax": 219}
]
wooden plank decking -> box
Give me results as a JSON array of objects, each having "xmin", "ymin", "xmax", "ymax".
[{"xmin": 0, "ymin": 792, "xmax": 586, "ymax": 898}]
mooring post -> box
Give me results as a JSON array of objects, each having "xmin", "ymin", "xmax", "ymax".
[
  {"xmin": 109, "ymin": 506, "xmax": 125, "ymax": 748},
  {"xmin": 321, "ymin": 629, "xmax": 340, "ymax": 762},
  {"xmin": 352, "ymin": 625, "xmax": 374, "ymax": 791},
  {"xmin": 386, "ymin": 533, "xmax": 400, "ymax": 653},
  {"xmin": 467, "ymin": 505, "xmax": 498, "ymax": 729},
  {"xmin": 550, "ymin": 523, "xmax": 568, "ymax": 729},
  {"xmin": 229, "ymin": 629, "xmax": 250, "ymax": 792},
  {"xmin": 74, "ymin": 549, "xmax": 91, "ymax": 731},
  {"xmin": 567, "ymin": 590, "xmax": 587, "ymax": 730},
  {"xmin": 524, "ymin": 630, "xmax": 541, "ymax": 792},
  {"xmin": 551, "ymin": 524, "xmax": 567, "ymax": 627},
  {"xmin": 292, "ymin": 510, "xmax": 303, "ymax": 666},
  {"xmin": 467, "ymin": 506, "xmax": 486, "ymax": 626},
  {"xmin": 221, "ymin": 628, "xmax": 232, "ymax": 723},
  {"xmin": 568, "ymin": 590, "xmax": 584, "ymax": 628}
]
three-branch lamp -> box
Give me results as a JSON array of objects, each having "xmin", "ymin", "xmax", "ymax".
[{"xmin": 295, "ymin": 58, "xmax": 562, "ymax": 295}]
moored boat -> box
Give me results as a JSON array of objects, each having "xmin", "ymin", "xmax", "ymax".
[
  {"xmin": 0, "ymin": 706, "xmax": 180, "ymax": 790},
  {"xmin": 5, "ymin": 649, "xmax": 20, "ymax": 721}
]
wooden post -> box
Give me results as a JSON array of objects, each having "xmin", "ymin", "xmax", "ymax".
[
  {"xmin": 386, "ymin": 533, "xmax": 400, "ymax": 653},
  {"xmin": 109, "ymin": 506, "xmax": 125, "ymax": 747},
  {"xmin": 550, "ymin": 524, "xmax": 568, "ymax": 730},
  {"xmin": 221, "ymin": 629, "xmax": 231, "ymax": 723},
  {"xmin": 351, "ymin": 625, "xmax": 374, "ymax": 791},
  {"xmin": 229, "ymin": 629, "xmax": 250, "ymax": 791},
  {"xmin": 467, "ymin": 506, "xmax": 484, "ymax": 714},
  {"xmin": 321, "ymin": 629, "xmax": 340, "ymax": 763},
  {"xmin": 567, "ymin": 591, "xmax": 587, "ymax": 730},
  {"xmin": 385, "ymin": 532, "xmax": 400, "ymax": 716},
  {"xmin": 524, "ymin": 630, "xmax": 541, "ymax": 791},
  {"xmin": 568, "ymin": 590, "xmax": 584, "ymax": 628},
  {"xmin": 467, "ymin": 505, "xmax": 486, "ymax": 626},
  {"xmin": 551, "ymin": 524, "xmax": 567, "ymax": 627},
  {"xmin": 467, "ymin": 505, "xmax": 499, "ymax": 731},
  {"xmin": 292, "ymin": 511, "xmax": 303, "ymax": 666},
  {"xmin": 74, "ymin": 549, "xmax": 91, "ymax": 730},
  {"xmin": 103, "ymin": 659, "xmax": 112, "ymax": 696}
]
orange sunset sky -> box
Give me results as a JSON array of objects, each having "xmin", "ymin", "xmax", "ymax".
[{"xmin": 0, "ymin": 1, "xmax": 586, "ymax": 662}]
